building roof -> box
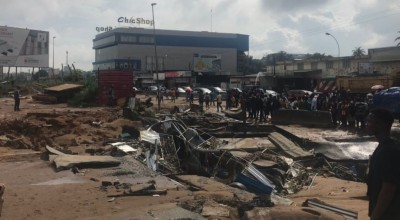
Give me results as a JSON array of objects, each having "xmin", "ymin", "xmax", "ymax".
[{"xmin": 93, "ymin": 27, "xmax": 249, "ymax": 51}]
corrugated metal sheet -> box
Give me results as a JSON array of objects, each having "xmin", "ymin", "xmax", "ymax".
[{"xmin": 45, "ymin": 83, "xmax": 83, "ymax": 92}]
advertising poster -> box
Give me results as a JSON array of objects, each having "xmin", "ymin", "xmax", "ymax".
[
  {"xmin": 193, "ymin": 54, "xmax": 221, "ymax": 72},
  {"xmin": 0, "ymin": 26, "xmax": 49, "ymax": 67},
  {"xmin": 358, "ymin": 62, "xmax": 374, "ymax": 75}
]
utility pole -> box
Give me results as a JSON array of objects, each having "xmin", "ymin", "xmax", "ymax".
[{"xmin": 151, "ymin": 3, "xmax": 160, "ymax": 110}]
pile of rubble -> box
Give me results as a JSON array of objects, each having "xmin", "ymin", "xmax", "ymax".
[{"xmin": 1, "ymin": 100, "xmax": 367, "ymax": 219}]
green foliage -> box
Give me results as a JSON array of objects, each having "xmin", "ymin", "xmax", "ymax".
[
  {"xmin": 237, "ymin": 52, "xmax": 264, "ymax": 75},
  {"xmin": 67, "ymin": 79, "xmax": 98, "ymax": 107},
  {"xmin": 352, "ymin": 47, "xmax": 366, "ymax": 58},
  {"xmin": 32, "ymin": 70, "xmax": 49, "ymax": 80},
  {"xmin": 262, "ymin": 51, "xmax": 295, "ymax": 65},
  {"xmin": 304, "ymin": 53, "xmax": 332, "ymax": 60}
]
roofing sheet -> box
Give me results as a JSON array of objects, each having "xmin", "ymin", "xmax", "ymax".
[{"xmin": 44, "ymin": 84, "xmax": 83, "ymax": 92}]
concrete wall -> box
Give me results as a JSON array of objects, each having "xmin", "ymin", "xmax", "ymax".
[{"xmin": 271, "ymin": 109, "xmax": 333, "ymax": 127}]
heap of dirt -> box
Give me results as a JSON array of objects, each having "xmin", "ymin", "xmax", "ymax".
[{"xmin": 0, "ymin": 108, "xmax": 143, "ymax": 152}]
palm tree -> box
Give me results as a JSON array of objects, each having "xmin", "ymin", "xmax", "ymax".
[
  {"xmin": 352, "ymin": 47, "xmax": 366, "ymax": 58},
  {"xmin": 396, "ymin": 31, "xmax": 400, "ymax": 46}
]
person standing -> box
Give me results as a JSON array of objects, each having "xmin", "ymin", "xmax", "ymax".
[
  {"xmin": 366, "ymin": 108, "xmax": 400, "ymax": 219},
  {"xmin": 107, "ymin": 85, "xmax": 115, "ymax": 107},
  {"xmin": 216, "ymin": 92, "xmax": 222, "ymax": 112},
  {"xmin": 204, "ymin": 92, "xmax": 210, "ymax": 110},
  {"xmin": 170, "ymin": 88, "xmax": 176, "ymax": 103},
  {"xmin": 189, "ymin": 92, "xmax": 194, "ymax": 104},
  {"xmin": 198, "ymin": 91, "xmax": 204, "ymax": 107},
  {"xmin": 128, "ymin": 87, "xmax": 136, "ymax": 111},
  {"xmin": 14, "ymin": 86, "xmax": 20, "ymax": 111}
]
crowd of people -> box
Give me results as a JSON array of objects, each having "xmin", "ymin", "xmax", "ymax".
[{"xmin": 186, "ymin": 86, "xmax": 375, "ymax": 128}]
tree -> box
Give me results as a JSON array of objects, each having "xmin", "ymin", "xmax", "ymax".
[
  {"xmin": 396, "ymin": 31, "xmax": 400, "ymax": 46},
  {"xmin": 304, "ymin": 53, "xmax": 332, "ymax": 60},
  {"xmin": 32, "ymin": 70, "xmax": 48, "ymax": 80},
  {"xmin": 352, "ymin": 47, "xmax": 366, "ymax": 58},
  {"xmin": 237, "ymin": 52, "xmax": 263, "ymax": 75},
  {"xmin": 262, "ymin": 51, "xmax": 294, "ymax": 65}
]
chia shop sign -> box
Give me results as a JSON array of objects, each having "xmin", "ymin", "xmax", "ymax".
[{"xmin": 118, "ymin": 17, "xmax": 154, "ymax": 26}]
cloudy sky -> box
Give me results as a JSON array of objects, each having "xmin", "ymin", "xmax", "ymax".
[{"xmin": 2, "ymin": 0, "xmax": 400, "ymax": 71}]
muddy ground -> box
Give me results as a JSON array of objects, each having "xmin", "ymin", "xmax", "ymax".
[{"xmin": 0, "ymin": 95, "xmax": 371, "ymax": 220}]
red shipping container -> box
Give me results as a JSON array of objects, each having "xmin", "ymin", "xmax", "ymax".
[{"xmin": 98, "ymin": 70, "xmax": 134, "ymax": 106}]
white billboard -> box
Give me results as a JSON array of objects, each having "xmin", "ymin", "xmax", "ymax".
[
  {"xmin": 358, "ymin": 62, "xmax": 374, "ymax": 75},
  {"xmin": 0, "ymin": 26, "xmax": 49, "ymax": 67},
  {"xmin": 193, "ymin": 54, "xmax": 221, "ymax": 72}
]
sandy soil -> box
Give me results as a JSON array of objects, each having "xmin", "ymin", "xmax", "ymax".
[{"xmin": 0, "ymin": 95, "xmax": 371, "ymax": 219}]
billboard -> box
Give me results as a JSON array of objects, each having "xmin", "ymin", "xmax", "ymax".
[
  {"xmin": 358, "ymin": 62, "xmax": 373, "ymax": 75},
  {"xmin": 193, "ymin": 54, "xmax": 221, "ymax": 72},
  {"xmin": 0, "ymin": 26, "xmax": 49, "ymax": 67}
]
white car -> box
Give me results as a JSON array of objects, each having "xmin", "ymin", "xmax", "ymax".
[{"xmin": 265, "ymin": 90, "xmax": 278, "ymax": 97}]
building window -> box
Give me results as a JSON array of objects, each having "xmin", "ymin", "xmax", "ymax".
[
  {"xmin": 326, "ymin": 61, "xmax": 333, "ymax": 69},
  {"xmin": 297, "ymin": 63, "xmax": 304, "ymax": 70},
  {"xmin": 311, "ymin": 62, "xmax": 318, "ymax": 70},
  {"xmin": 139, "ymin": 36, "xmax": 155, "ymax": 44},
  {"xmin": 342, "ymin": 59, "xmax": 351, "ymax": 68},
  {"xmin": 120, "ymin": 35, "xmax": 137, "ymax": 43},
  {"xmin": 93, "ymin": 35, "xmax": 116, "ymax": 47}
]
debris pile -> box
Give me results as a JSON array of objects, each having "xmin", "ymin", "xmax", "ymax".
[{"xmin": 0, "ymin": 97, "xmax": 371, "ymax": 219}]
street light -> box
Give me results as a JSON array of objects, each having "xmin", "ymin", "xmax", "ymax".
[
  {"xmin": 53, "ymin": 36, "xmax": 56, "ymax": 79},
  {"xmin": 326, "ymin": 32, "xmax": 340, "ymax": 75},
  {"xmin": 151, "ymin": 2, "xmax": 160, "ymax": 110},
  {"xmin": 325, "ymin": 32, "xmax": 340, "ymax": 57}
]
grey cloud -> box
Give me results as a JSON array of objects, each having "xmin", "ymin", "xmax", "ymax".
[{"xmin": 260, "ymin": 0, "xmax": 332, "ymax": 13}]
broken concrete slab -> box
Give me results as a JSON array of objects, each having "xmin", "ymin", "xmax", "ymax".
[
  {"xmin": 175, "ymin": 175, "xmax": 255, "ymax": 203},
  {"xmin": 52, "ymin": 154, "xmax": 120, "ymax": 171}
]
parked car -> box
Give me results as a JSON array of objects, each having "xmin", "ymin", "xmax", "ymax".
[
  {"xmin": 145, "ymin": 85, "xmax": 166, "ymax": 95},
  {"xmin": 193, "ymin": 87, "xmax": 212, "ymax": 99},
  {"xmin": 265, "ymin": 89, "xmax": 278, "ymax": 97},
  {"xmin": 193, "ymin": 87, "xmax": 212, "ymax": 94},
  {"xmin": 176, "ymin": 87, "xmax": 186, "ymax": 97}
]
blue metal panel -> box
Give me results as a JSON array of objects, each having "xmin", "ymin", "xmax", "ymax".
[{"xmin": 235, "ymin": 173, "xmax": 273, "ymax": 195}]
